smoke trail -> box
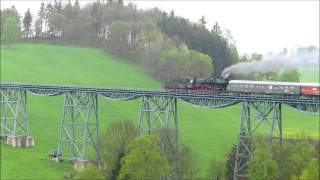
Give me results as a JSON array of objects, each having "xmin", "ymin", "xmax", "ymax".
[{"xmin": 221, "ymin": 48, "xmax": 319, "ymax": 78}]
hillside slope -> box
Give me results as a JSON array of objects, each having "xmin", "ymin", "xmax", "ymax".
[
  {"xmin": 1, "ymin": 43, "xmax": 318, "ymax": 179},
  {"xmin": 299, "ymin": 67, "xmax": 320, "ymax": 83}
]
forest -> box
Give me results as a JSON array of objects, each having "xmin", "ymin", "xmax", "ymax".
[
  {"xmin": 1, "ymin": 0, "xmax": 312, "ymax": 82},
  {"xmin": 1, "ymin": 0, "xmax": 240, "ymax": 82}
]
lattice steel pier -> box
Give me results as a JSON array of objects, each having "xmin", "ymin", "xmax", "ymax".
[
  {"xmin": 137, "ymin": 96, "xmax": 180, "ymax": 178},
  {"xmin": 0, "ymin": 88, "xmax": 34, "ymax": 147},
  {"xmin": 233, "ymin": 102, "xmax": 283, "ymax": 180},
  {"xmin": 56, "ymin": 92, "xmax": 100, "ymax": 169}
]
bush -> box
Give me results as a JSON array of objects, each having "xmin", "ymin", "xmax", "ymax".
[
  {"xmin": 119, "ymin": 135, "xmax": 171, "ymax": 179},
  {"xmin": 247, "ymin": 148, "xmax": 279, "ymax": 180},
  {"xmin": 247, "ymin": 136, "xmax": 317, "ymax": 180},
  {"xmin": 100, "ymin": 121, "xmax": 136, "ymax": 180},
  {"xmin": 296, "ymin": 158, "xmax": 319, "ymax": 180},
  {"xmin": 207, "ymin": 156, "xmax": 226, "ymax": 180},
  {"xmin": 73, "ymin": 165, "xmax": 104, "ymax": 180}
]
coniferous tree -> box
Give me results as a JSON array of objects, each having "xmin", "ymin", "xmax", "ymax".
[
  {"xmin": 170, "ymin": 10, "xmax": 175, "ymax": 17},
  {"xmin": 34, "ymin": 18, "xmax": 42, "ymax": 37},
  {"xmin": 45, "ymin": 3, "xmax": 54, "ymax": 36},
  {"xmin": 199, "ymin": 15, "xmax": 206, "ymax": 26},
  {"xmin": 118, "ymin": 0, "xmax": 124, "ymax": 6},
  {"xmin": 74, "ymin": 0, "xmax": 80, "ymax": 10},
  {"xmin": 23, "ymin": 9, "xmax": 32, "ymax": 38},
  {"xmin": 158, "ymin": 14, "xmax": 239, "ymax": 77},
  {"xmin": 53, "ymin": 0, "xmax": 62, "ymax": 13},
  {"xmin": 38, "ymin": 2, "xmax": 46, "ymax": 37},
  {"xmin": 212, "ymin": 22, "xmax": 221, "ymax": 34},
  {"xmin": 225, "ymin": 144, "xmax": 237, "ymax": 180}
]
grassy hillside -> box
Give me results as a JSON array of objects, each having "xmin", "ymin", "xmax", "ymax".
[
  {"xmin": 1, "ymin": 43, "xmax": 318, "ymax": 179},
  {"xmin": 299, "ymin": 67, "xmax": 319, "ymax": 83}
]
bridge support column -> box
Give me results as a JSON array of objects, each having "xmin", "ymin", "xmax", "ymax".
[
  {"xmin": 233, "ymin": 102, "xmax": 282, "ymax": 180},
  {"xmin": 137, "ymin": 96, "xmax": 179, "ymax": 177},
  {"xmin": 57, "ymin": 92, "xmax": 100, "ymax": 166},
  {"xmin": 0, "ymin": 89, "xmax": 34, "ymax": 147}
]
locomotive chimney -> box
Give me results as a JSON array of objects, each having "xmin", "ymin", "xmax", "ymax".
[{"xmin": 222, "ymin": 73, "xmax": 230, "ymax": 80}]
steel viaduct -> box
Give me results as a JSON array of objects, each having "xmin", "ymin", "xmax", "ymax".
[{"xmin": 1, "ymin": 82, "xmax": 319, "ymax": 179}]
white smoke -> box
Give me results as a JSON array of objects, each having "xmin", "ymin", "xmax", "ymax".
[{"xmin": 221, "ymin": 48, "xmax": 319, "ymax": 78}]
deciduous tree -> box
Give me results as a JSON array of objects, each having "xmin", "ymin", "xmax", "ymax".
[
  {"xmin": 1, "ymin": 16, "xmax": 21, "ymax": 47},
  {"xmin": 178, "ymin": 145, "xmax": 198, "ymax": 179},
  {"xmin": 208, "ymin": 156, "xmax": 226, "ymax": 180},
  {"xmin": 119, "ymin": 135, "xmax": 171, "ymax": 179},
  {"xmin": 100, "ymin": 121, "xmax": 136, "ymax": 180},
  {"xmin": 279, "ymin": 69, "xmax": 300, "ymax": 82},
  {"xmin": 247, "ymin": 148, "xmax": 279, "ymax": 180}
]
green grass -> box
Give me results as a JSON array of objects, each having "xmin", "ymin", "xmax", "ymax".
[
  {"xmin": 1, "ymin": 43, "xmax": 319, "ymax": 179},
  {"xmin": 299, "ymin": 67, "xmax": 319, "ymax": 83}
]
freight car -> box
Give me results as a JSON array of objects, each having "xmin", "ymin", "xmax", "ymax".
[{"xmin": 228, "ymin": 80, "xmax": 320, "ymax": 96}]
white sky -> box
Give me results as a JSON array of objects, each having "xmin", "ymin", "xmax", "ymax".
[{"xmin": 1, "ymin": 0, "xmax": 319, "ymax": 55}]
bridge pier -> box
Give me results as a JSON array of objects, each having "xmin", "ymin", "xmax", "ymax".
[
  {"xmin": 233, "ymin": 102, "xmax": 282, "ymax": 180},
  {"xmin": 0, "ymin": 89, "xmax": 34, "ymax": 147},
  {"xmin": 137, "ymin": 96, "xmax": 179, "ymax": 177},
  {"xmin": 56, "ymin": 92, "xmax": 100, "ymax": 166}
]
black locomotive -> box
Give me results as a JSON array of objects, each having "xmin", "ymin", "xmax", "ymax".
[{"xmin": 164, "ymin": 77, "xmax": 228, "ymax": 93}]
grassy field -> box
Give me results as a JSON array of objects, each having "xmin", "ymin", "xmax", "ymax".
[
  {"xmin": 299, "ymin": 67, "xmax": 319, "ymax": 83},
  {"xmin": 1, "ymin": 43, "xmax": 319, "ymax": 179}
]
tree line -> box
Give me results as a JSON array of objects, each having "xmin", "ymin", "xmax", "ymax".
[
  {"xmin": 0, "ymin": 1, "xmax": 240, "ymax": 82},
  {"xmin": 68, "ymin": 121, "xmax": 319, "ymax": 180},
  {"xmin": 69, "ymin": 121, "xmax": 198, "ymax": 180},
  {"xmin": 1, "ymin": 1, "xmax": 306, "ymax": 83}
]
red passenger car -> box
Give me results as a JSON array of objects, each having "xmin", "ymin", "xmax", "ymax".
[{"xmin": 300, "ymin": 83, "xmax": 320, "ymax": 96}]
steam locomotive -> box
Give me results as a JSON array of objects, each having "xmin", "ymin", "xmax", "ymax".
[
  {"xmin": 164, "ymin": 78, "xmax": 320, "ymax": 96},
  {"xmin": 164, "ymin": 77, "xmax": 228, "ymax": 93}
]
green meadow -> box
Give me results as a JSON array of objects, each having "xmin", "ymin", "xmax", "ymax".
[
  {"xmin": 299, "ymin": 67, "xmax": 319, "ymax": 83},
  {"xmin": 1, "ymin": 43, "xmax": 318, "ymax": 179}
]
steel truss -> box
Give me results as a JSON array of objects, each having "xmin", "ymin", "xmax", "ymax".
[
  {"xmin": 57, "ymin": 92, "xmax": 100, "ymax": 161},
  {"xmin": 137, "ymin": 96, "xmax": 179, "ymax": 176},
  {"xmin": 181, "ymin": 97, "xmax": 240, "ymax": 108},
  {"xmin": 233, "ymin": 102, "xmax": 282, "ymax": 180},
  {"xmin": 100, "ymin": 92, "xmax": 140, "ymax": 100},
  {"xmin": 0, "ymin": 89, "xmax": 28, "ymax": 137},
  {"xmin": 287, "ymin": 103, "xmax": 320, "ymax": 115},
  {"xmin": 29, "ymin": 89, "xmax": 63, "ymax": 96}
]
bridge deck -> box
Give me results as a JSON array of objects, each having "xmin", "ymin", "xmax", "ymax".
[{"xmin": 1, "ymin": 82, "xmax": 319, "ymax": 105}]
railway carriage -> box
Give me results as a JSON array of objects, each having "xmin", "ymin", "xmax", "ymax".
[
  {"xmin": 228, "ymin": 80, "xmax": 320, "ymax": 96},
  {"xmin": 228, "ymin": 80, "xmax": 301, "ymax": 95},
  {"xmin": 300, "ymin": 83, "xmax": 320, "ymax": 96}
]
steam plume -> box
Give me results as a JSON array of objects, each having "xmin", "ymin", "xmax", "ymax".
[{"xmin": 221, "ymin": 48, "xmax": 319, "ymax": 78}]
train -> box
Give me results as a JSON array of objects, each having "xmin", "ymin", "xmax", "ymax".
[{"xmin": 165, "ymin": 78, "xmax": 320, "ymax": 96}]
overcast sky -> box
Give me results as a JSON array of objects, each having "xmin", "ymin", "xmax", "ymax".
[{"xmin": 1, "ymin": 0, "xmax": 319, "ymax": 55}]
